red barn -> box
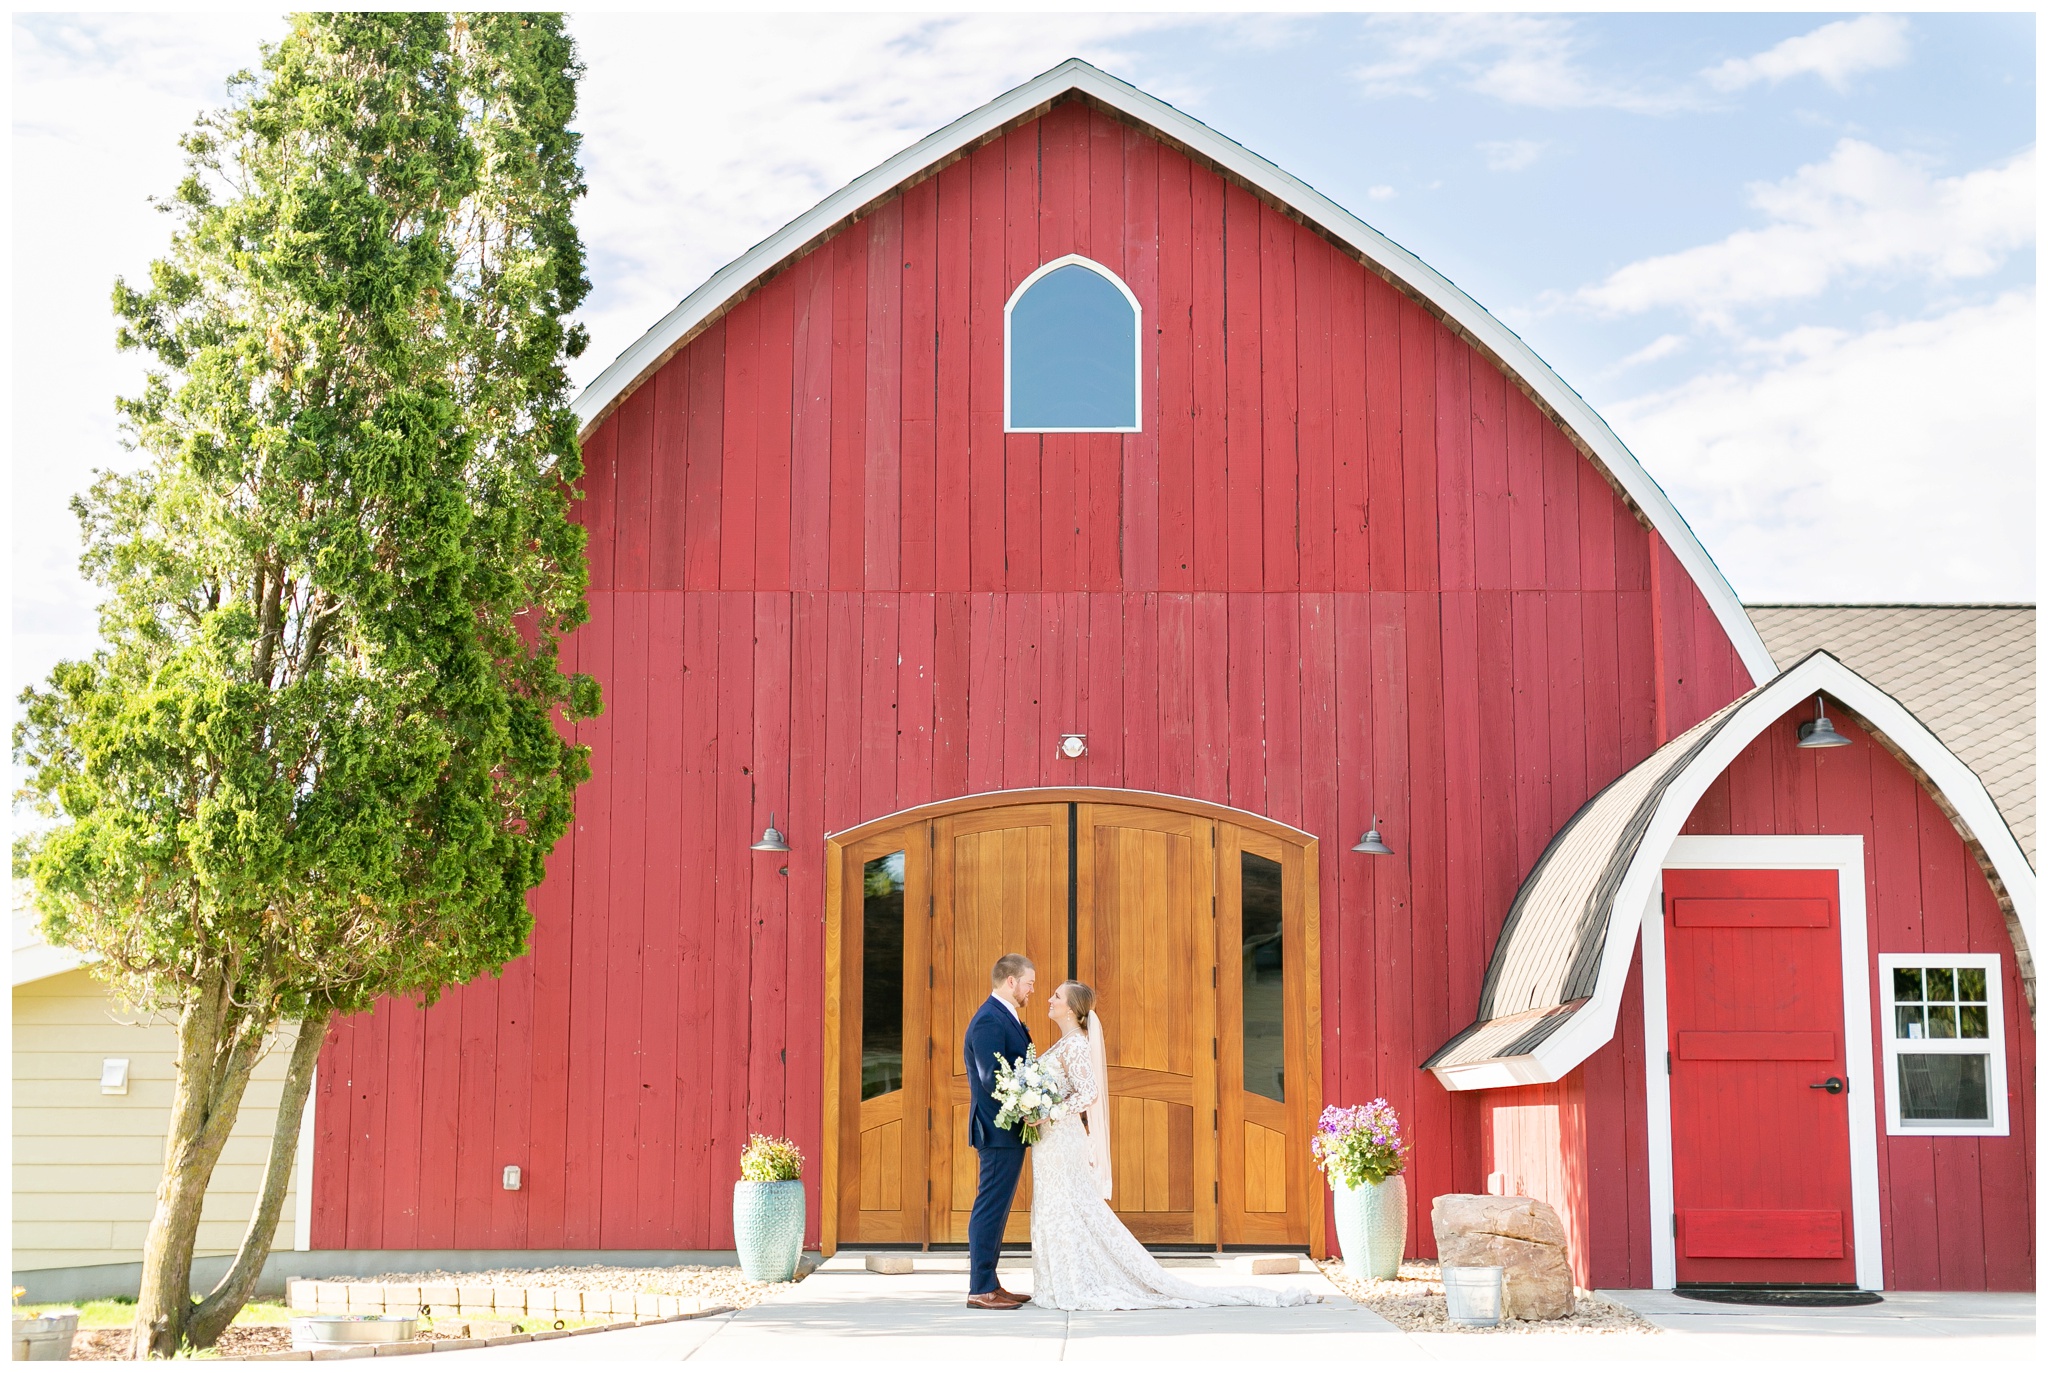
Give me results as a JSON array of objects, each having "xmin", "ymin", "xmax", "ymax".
[{"xmin": 309, "ymin": 61, "xmax": 2034, "ymax": 1292}]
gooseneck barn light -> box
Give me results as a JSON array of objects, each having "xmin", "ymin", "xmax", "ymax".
[
  {"xmin": 1352, "ymin": 816, "xmax": 1395, "ymax": 856},
  {"xmin": 750, "ymin": 812, "xmax": 792, "ymax": 852},
  {"xmin": 1796, "ymin": 695, "xmax": 1851, "ymax": 750}
]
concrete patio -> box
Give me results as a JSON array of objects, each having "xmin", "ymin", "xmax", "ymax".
[{"xmin": 401, "ymin": 1253, "xmax": 2035, "ymax": 1367}]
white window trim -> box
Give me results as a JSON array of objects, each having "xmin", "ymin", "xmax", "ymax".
[
  {"xmin": 1875, "ymin": 952, "xmax": 2009, "ymax": 1137},
  {"xmin": 1642, "ymin": 835, "xmax": 1885, "ymax": 1292},
  {"xmin": 1002, "ymin": 254, "xmax": 1143, "ymax": 434}
]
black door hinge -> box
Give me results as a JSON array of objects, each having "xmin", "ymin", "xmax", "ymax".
[
  {"xmin": 1671, "ymin": 1214, "xmax": 1678, "ymax": 1236},
  {"xmin": 1212, "ymin": 1037, "xmax": 1219, "ymax": 1059},
  {"xmin": 1666, "ymin": 1051, "xmax": 1672, "ymax": 1074},
  {"xmin": 1212, "ymin": 966, "xmax": 1218, "ymax": 988},
  {"xmin": 1214, "ymin": 1180, "xmax": 1220, "ymax": 1202},
  {"xmin": 1213, "ymin": 1109, "xmax": 1218, "ymax": 1133}
]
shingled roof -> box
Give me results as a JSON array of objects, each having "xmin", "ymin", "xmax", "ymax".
[
  {"xmin": 1747, "ymin": 604, "xmax": 2035, "ymax": 863},
  {"xmin": 1425, "ymin": 650, "xmax": 2037, "ymax": 1089}
]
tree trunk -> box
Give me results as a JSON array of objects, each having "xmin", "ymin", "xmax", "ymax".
[
  {"xmin": 186, "ymin": 1014, "xmax": 330, "ymax": 1348},
  {"xmin": 129, "ymin": 973, "xmax": 267, "ymax": 1359}
]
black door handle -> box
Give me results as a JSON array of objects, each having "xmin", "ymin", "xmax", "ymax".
[{"xmin": 1808, "ymin": 1077, "xmax": 1845, "ymax": 1095}]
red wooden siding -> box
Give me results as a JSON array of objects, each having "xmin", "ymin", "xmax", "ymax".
[
  {"xmin": 1480, "ymin": 1070, "xmax": 1592, "ymax": 1287},
  {"xmin": 1681, "ymin": 704, "xmax": 2035, "ymax": 1290},
  {"xmin": 1481, "ymin": 700, "xmax": 2035, "ymax": 1291},
  {"xmin": 311, "ymin": 98, "xmax": 1752, "ymax": 1255}
]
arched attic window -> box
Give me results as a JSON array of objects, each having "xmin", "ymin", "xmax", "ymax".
[{"xmin": 1004, "ymin": 256, "xmax": 1141, "ymax": 432}]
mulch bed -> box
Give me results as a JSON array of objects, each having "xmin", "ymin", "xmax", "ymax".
[
  {"xmin": 70, "ymin": 1323, "xmax": 296, "ymax": 1360},
  {"xmin": 1317, "ymin": 1259, "xmax": 1657, "ymax": 1334}
]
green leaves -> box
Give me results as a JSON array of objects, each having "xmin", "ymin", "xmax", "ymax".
[{"xmin": 16, "ymin": 12, "xmax": 597, "ymax": 1028}]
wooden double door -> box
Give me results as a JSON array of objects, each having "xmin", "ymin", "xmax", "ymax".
[{"xmin": 824, "ymin": 792, "xmax": 1322, "ymax": 1254}]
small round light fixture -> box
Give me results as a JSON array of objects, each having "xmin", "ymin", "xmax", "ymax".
[
  {"xmin": 1796, "ymin": 696, "xmax": 1851, "ymax": 750},
  {"xmin": 1057, "ymin": 733, "xmax": 1088, "ymax": 759},
  {"xmin": 1352, "ymin": 817, "xmax": 1394, "ymax": 856},
  {"xmin": 750, "ymin": 812, "xmax": 792, "ymax": 852}
]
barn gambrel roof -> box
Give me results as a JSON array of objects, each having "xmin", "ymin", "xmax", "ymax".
[{"xmin": 572, "ymin": 58, "xmax": 1777, "ymax": 685}]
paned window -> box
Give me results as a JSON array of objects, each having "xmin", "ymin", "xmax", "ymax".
[
  {"xmin": 1005, "ymin": 256, "xmax": 1141, "ymax": 432},
  {"xmin": 1240, "ymin": 852, "xmax": 1285, "ymax": 1102},
  {"xmin": 1877, "ymin": 954, "xmax": 2007, "ymax": 1135},
  {"xmin": 860, "ymin": 852, "xmax": 906, "ymax": 1100}
]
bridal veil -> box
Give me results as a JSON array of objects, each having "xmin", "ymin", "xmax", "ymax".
[{"xmin": 1084, "ymin": 1010, "xmax": 1113, "ymax": 1200}]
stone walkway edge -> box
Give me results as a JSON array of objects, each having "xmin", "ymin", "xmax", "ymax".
[{"xmin": 243, "ymin": 1307, "xmax": 734, "ymax": 1361}]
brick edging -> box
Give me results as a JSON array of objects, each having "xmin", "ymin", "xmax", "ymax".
[
  {"xmin": 243, "ymin": 1306, "xmax": 734, "ymax": 1361},
  {"xmin": 285, "ymin": 1279, "xmax": 715, "ymax": 1322}
]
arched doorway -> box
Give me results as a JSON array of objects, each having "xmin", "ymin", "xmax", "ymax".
[{"xmin": 821, "ymin": 789, "xmax": 1324, "ymax": 1256}]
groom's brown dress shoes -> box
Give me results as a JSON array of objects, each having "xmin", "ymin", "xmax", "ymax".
[
  {"xmin": 995, "ymin": 1286, "xmax": 1032, "ymax": 1304},
  {"xmin": 965, "ymin": 1291, "xmax": 1024, "ymax": 1310}
]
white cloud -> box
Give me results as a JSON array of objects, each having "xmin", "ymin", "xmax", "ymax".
[
  {"xmin": 1611, "ymin": 333, "xmax": 1690, "ymax": 371},
  {"xmin": 1608, "ymin": 292, "xmax": 2035, "ymax": 600},
  {"xmin": 1576, "ymin": 140, "xmax": 2034, "ymax": 321},
  {"xmin": 568, "ymin": 13, "xmax": 1194, "ymax": 393},
  {"xmin": 1478, "ymin": 138, "xmax": 1545, "ymax": 171},
  {"xmin": 1705, "ymin": 15, "xmax": 1910, "ymax": 93},
  {"xmin": 1355, "ymin": 14, "xmax": 1692, "ymax": 113},
  {"xmin": 1367, "ymin": 184, "xmax": 1397, "ymax": 201}
]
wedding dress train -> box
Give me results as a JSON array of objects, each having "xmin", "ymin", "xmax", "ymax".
[{"xmin": 1027, "ymin": 1029, "xmax": 1315, "ymax": 1311}]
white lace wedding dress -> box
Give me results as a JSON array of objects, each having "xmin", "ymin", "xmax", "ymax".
[{"xmin": 1028, "ymin": 1029, "xmax": 1315, "ymax": 1311}]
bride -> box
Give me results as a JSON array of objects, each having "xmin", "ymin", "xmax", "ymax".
[{"xmin": 1027, "ymin": 980, "xmax": 1315, "ymax": 1311}]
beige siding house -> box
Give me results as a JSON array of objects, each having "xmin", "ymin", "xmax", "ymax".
[{"xmin": 11, "ymin": 913, "xmax": 313, "ymax": 1297}]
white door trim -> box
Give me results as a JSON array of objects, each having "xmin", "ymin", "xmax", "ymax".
[{"xmin": 1644, "ymin": 834, "xmax": 1884, "ymax": 1291}]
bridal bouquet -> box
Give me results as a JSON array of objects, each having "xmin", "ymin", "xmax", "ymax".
[{"xmin": 991, "ymin": 1047, "xmax": 1067, "ymax": 1145}]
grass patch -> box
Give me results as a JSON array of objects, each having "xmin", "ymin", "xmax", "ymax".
[{"xmin": 14, "ymin": 1297, "xmax": 295, "ymax": 1329}]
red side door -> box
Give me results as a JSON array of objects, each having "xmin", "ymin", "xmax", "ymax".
[{"xmin": 1664, "ymin": 868, "xmax": 1858, "ymax": 1285}]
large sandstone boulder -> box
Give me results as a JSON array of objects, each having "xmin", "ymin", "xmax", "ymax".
[{"xmin": 1431, "ymin": 1194, "xmax": 1575, "ymax": 1320}]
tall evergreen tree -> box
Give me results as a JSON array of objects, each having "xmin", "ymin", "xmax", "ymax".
[{"xmin": 13, "ymin": 13, "xmax": 598, "ymax": 1355}]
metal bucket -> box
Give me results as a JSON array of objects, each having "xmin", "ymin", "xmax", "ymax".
[
  {"xmin": 291, "ymin": 1314, "xmax": 420, "ymax": 1349},
  {"xmin": 1441, "ymin": 1265, "xmax": 1504, "ymax": 1327},
  {"xmin": 12, "ymin": 1311, "xmax": 81, "ymax": 1361}
]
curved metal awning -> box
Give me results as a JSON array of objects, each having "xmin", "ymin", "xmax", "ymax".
[{"xmin": 1425, "ymin": 651, "xmax": 2036, "ymax": 1090}]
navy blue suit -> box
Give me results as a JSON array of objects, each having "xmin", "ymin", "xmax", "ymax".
[{"xmin": 963, "ymin": 995, "xmax": 1032, "ymax": 1294}]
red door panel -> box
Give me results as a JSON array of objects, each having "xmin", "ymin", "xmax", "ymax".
[{"xmin": 1665, "ymin": 868, "xmax": 1857, "ymax": 1286}]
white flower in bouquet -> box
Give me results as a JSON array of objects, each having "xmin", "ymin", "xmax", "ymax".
[{"xmin": 991, "ymin": 1047, "xmax": 1067, "ymax": 1146}]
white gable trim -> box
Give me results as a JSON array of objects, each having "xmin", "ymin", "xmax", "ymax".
[
  {"xmin": 1503, "ymin": 651, "xmax": 2035, "ymax": 1089},
  {"xmin": 570, "ymin": 58, "xmax": 1775, "ymax": 685}
]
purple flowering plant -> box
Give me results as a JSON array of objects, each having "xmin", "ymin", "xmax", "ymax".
[{"xmin": 1310, "ymin": 1099, "xmax": 1408, "ymax": 1187}]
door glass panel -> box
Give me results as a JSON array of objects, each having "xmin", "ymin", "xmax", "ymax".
[
  {"xmin": 1240, "ymin": 852, "xmax": 1284, "ymax": 1103},
  {"xmin": 1892, "ymin": 967, "xmax": 1922, "ymax": 1001},
  {"xmin": 862, "ymin": 852, "xmax": 906, "ymax": 1100},
  {"xmin": 1898, "ymin": 1052, "xmax": 1990, "ymax": 1122}
]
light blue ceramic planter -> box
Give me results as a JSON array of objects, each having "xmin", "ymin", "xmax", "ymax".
[
  {"xmin": 733, "ymin": 1180, "xmax": 805, "ymax": 1282},
  {"xmin": 1331, "ymin": 1173, "xmax": 1407, "ymax": 1280}
]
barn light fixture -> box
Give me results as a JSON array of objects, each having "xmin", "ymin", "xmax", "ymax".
[
  {"xmin": 1351, "ymin": 817, "xmax": 1395, "ymax": 856},
  {"xmin": 750, "ymin": 812, "xmax": 792, "ymax": 852},
  {"xmin": 1796, "ymin": 696, "xmax": 1851, "ymax": 750}
]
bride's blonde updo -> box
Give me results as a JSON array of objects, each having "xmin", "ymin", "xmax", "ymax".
[{"xmin": 1058, "ymin": 980, "xmax": 1096, "ymax": 1032}]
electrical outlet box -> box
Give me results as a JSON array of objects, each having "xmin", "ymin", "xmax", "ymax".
[
  {"xmin": 502, "ymin": 1164, "xmax": 521, "ymax": 1191},
  {"xmin": 101, "ymin": 1059, "xmax": 130, "ymax": 1095}
]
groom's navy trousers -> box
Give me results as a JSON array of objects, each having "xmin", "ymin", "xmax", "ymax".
[{"xmin": 964, "ymin": 995, "xmax": 1032, "ymax": 1296}]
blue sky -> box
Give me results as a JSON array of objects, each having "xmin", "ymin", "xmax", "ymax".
[{"xmin": 10, "ymin": 11, "xmax": 2036, "ymax": 729}]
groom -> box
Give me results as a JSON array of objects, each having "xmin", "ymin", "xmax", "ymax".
[{"xmin": 963, "ymin": 952, "xmax": 1036, "ymax": 1310}]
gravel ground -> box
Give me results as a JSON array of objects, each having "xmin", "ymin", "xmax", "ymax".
[
  {"xmin": 354, "ymin": 1263, "xmax": 804, "ymax": 1311},
  {"xmin": 1317, "ymin": 1259, "xmax": 1657, "ymax": 1334}
]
